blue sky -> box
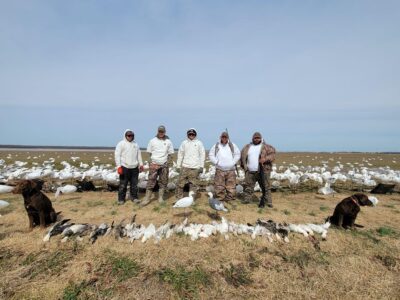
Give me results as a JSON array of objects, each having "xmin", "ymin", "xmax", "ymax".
[{"xmin": 0, "ymin": 1, "xmax": 399, "ymax": 151}]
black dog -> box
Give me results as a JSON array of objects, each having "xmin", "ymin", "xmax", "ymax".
[
  {"xmin": 13, "ymin": 179, "xmax": 59, "ymax": 229},
  {"xmin": 327, "ymin": 193, "xmax": 373, "ymax": 229}
]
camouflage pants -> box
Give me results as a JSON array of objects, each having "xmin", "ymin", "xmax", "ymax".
[
  {"xmin": 176, "ymin": 167, "xmax": 201, "ymax": 199},
  {"xmin": 243, "ymin": 170, "xmax": 272, "ymax": 205},
  {"xmin": 146, "ymin": 164, "xmax": 169, "ymax": 190},
  {"xmin": 214, "ymin": 169, "xmax": 236, "ymax": 201}
]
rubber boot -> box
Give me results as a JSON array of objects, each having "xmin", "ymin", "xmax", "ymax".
[
  {"xmin": 158, "ymin": 188, "xmax": 165, "ymax": 203},
  {"xmin": 140, "ymin": 190, "xmax": 152, "ymax": 207}
]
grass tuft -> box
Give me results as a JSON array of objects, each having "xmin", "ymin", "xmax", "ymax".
[
  {"xmin": 376, "ymin": 226, "xmax": 397, "ymax": 237},
  {"xmin": 157, "ymin": 265, "xmax": 210, "ymax": 298},
  {"xmin": 109, "ymin": 253, "xmax": 141, "ymax": 282},
  {"xmin": 86, "ymin": 200, "xmax": 104, "ymax": 207},
  {"xmin": 222, "ymin": 263, "xmax": 253, "ymax": 287},
  {"xmin": 319, "ymin": 205, "xmax": 329, "ymax": 212},
  {"xmin": 375, "ymin": 255, "xmax": 397, "ymax": 270}
]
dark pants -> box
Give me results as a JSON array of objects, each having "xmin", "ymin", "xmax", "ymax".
[
  {"xmin": 243, "ymin": 170, "xmax": 272, "ymax": 205},
  {"xmin": 118, "ymin": 166, "xmax": 139, "ymax": 202}
]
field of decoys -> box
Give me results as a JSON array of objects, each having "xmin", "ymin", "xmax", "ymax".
[{"xmin": 1, "ymin": 149, "xmax": 400, "ymax": 299}]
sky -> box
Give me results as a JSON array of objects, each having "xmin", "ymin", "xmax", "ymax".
[{"xmin": 0, "ymin": 0, "xmax": 399, "ymax": 152}]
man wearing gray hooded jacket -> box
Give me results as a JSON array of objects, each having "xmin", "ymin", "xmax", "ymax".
[{"xmin": 115, "ymin": 129, "xmax": 144, "ymax": 205}]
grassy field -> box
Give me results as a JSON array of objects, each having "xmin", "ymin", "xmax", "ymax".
[
  {"xmin": 1, "ymin": 151, "xmax": 400, "ymax": 299},
  {"xmin": 1, "ymin": 189, "xmax": 399, "ymax": 299}
]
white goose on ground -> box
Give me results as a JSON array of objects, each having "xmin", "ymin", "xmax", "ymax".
[{"xmin": 173, "ymin": 191, "xmax": 195, "ymax": 216}]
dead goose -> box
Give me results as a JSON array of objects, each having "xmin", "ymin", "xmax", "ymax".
[
  {"xmin": 89, "ymin": 223, "xmax": 110, "ymax": 244},
  {"xmin": 43, "ymin": 219, "xmax": 72, "ymax": 242}
]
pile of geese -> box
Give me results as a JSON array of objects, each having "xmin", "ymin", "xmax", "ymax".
[{"xmin": 43, "ymin": 215, "xmax": 331, "ymax": 244}]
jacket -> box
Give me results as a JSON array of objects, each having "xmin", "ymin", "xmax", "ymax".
[
  {"xmin": 209, "ymin": 142, "xmax": 240, "ymax": 171},
  {"xmin": 147, "ymin": 136, "xmax": 174, "ymax": 165},
  {"xmin": 241, "ymin": 141, "xmax": 276, "ymax": 172},
  {"xmin": 115, "ymin": 129, "xmax": 143, "ymax": 168},
  {"xmin": 177, "ymin": 138, "xmax": 205, "ymax": 169}
]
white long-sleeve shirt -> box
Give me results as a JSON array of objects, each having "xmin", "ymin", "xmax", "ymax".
[
  {"xmin": 177, "ymin": 138, "xmax": 205, "ymax": 169},
  {"xmin": 147, "ymin": 137, "xmax": 174, "ymax": 165},
  {"xmin": 115, "ymin": 139, "xmax": 143, "ymax": 168},
  {"xmin": 209, "ymin": 142, "xmax": 240, "ymax": 171}
]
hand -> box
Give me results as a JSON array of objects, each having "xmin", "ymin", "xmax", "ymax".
[
  {"xmin": 150, "ymin": 163, "xmax": 159, "ymax": 171},
  {"xmin": 117, "ymin": 166, "xmax": 123, "ymax": 175},
  {"xmin": 139, "ymin": 165, "xmax": 144, "ymax": 172},
  {"xmin": 259, "ymin": 158, "xmax": 266, "ymax": 164},
  {"xmin": 198, "ymin": 167, "xmax": 204, "ymax": 174},
  {"xmin": 176, "ymin": 168, "xmax": 181, "ymax": 173}
]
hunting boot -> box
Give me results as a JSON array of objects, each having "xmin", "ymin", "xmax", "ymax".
[
  {"xmin": 140, "ymin": 190, "xmax": 152, "ymax": 207},
  {"xmin": 158, "ymin": 188, "xmax": 165, "ymax": 203},
  {"xmin": 258, "ymin": 196, "xmax": 266, "ymax": 208}
]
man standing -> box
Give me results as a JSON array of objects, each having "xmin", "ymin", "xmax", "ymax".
[
  {"xmin": 115, "ymin": 129, "xmax": 144, "ymax": 205},
  {"xmin": 141, "ymin": 125, "xmax": 174, "ymax": 206},
  {"xmin": 240, "ymin": 132, "xmax": 276, "ymax": 208},
  {"xmin": 176, "ymin": 128, "xmax": 205, "ymax": 200},
  {"xmin": 209, "ymin": 131, "xmax": 240, "ymax": 202}
]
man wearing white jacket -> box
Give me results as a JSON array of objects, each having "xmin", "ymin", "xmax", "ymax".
[
  {"xmin": 141, "ymin": 125, "xmax": 175, "ymax": 206},
  {"xmin": 209, "ymin": 131, "xmax": 240, "ymax": 202},
  {"xmin": 175, "ymin": 128, "xmax": 205, "ymax": 199},
  {"xmin": 115, "ymin": 129, "xmax": 144, "ymax": 205}
]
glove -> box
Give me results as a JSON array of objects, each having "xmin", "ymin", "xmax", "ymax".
[
  {"xmin": 176, "ymin": 168, "xmax": 181, "ymax": 173},
  {"xmin": 198, "ymin": 167, "xmax": 204, "ymax": 174},
  {"xmin": 117, "ymin": 166, "xmax": 123, "ymax": 175},
  {"xmin": 139, "ymin": 165, "xmax": 144, "ymax": 172}
]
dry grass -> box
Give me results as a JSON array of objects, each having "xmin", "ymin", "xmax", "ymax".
[
  {"xmin": 1, "ymin": 150, "xmax": 400, "ymax": 299},
  {"xmin": 1, "ymin": 189, "xmax": 400, "ymax": 300}
]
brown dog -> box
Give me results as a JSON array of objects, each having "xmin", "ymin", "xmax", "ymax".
[
  {"xmin": 13, "ymin": 179, "xmax": 58, "ymax": 229},
  {"xmin": 327, "ymin": 193, "xmax": 373, "ymax": 229}
]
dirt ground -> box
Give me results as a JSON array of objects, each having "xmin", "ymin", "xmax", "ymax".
[{"xmin": 1, "ymin": 189, "xmax": 399, "ymax": 300}]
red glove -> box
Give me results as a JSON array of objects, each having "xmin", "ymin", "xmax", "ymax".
[
  {"xmin": 139, "ymin": 165, "xmax": 144, "ymax": 172},
  {"xmin": 117, "ymin": 166, "xmax": 123, "ymax": 175}
]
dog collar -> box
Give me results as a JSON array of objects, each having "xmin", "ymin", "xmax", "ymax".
[{"xmin": 351, "ymin": 197, "xmax": 360, "ymax": 207}]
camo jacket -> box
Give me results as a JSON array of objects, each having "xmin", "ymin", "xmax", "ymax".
[{"xmin": 240, "ymin": 142, "xmax": 276, "ymax": 172}]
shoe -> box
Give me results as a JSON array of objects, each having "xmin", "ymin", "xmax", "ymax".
[
  {"xmin": 267, "ymin": 203, "xmax": 273, "ymax": 208},
  {"xmin": 117, "ymin": 200, "xmax": 125, "ymax": 205},
  {"xmin": 158, "ymin": 188, "xmax": 165, "ymax": 203},
  {"xmin": 140, "ymin": 190, "xmax": 152, "ymax": 207},
  {"xmin": 132, "ymin": 198, "xmax": 140, "ymax": 204}
]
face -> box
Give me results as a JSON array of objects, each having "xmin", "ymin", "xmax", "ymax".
[
  {"xmin": 158, "ymin": 130, "xmax": 165, "ymax": 138},
  {"xmin": 125, "ymin": 133, "xmax": 134, "ymax": 141},
  {"xmin": 252, "ymin": 136, "xmax": 261, "ymax": 144},
  {"xmin": 220, "ymin": 135, "xmax": 228, "ymax": 144},
  {"xmin": 187, "ymin": 132, "xmax": 196, "ymax": 140}
]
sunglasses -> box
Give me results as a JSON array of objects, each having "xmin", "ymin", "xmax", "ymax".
[
  {"xmin": 126, "ymin": 134, "xmax": 133, "ymax": 137},
  {"xmin": 188, "ymin": 133, "xmax": 195, "ymax": 136},
  {"xmin": 253, "ymin": 137, "xmax": 261, "ymax": 139}
]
